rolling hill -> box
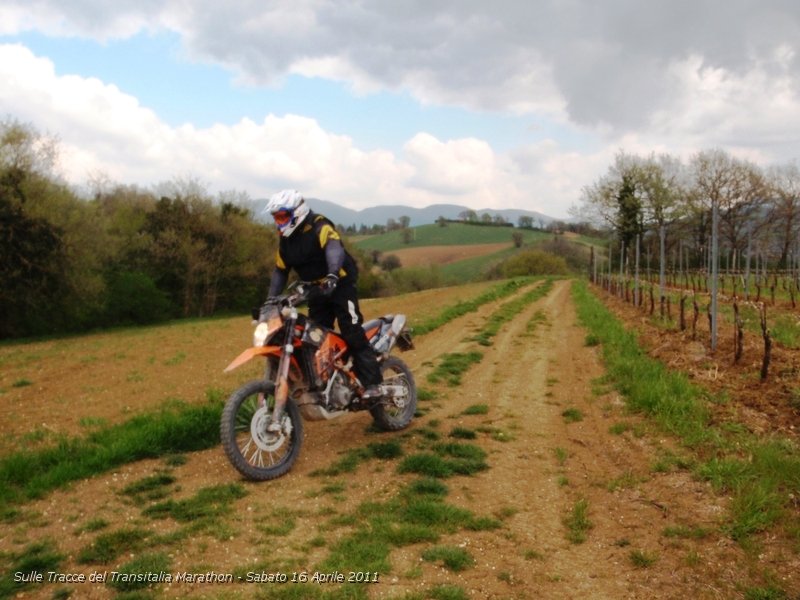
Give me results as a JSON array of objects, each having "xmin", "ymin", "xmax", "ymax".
[{"xmin": 245, "ymin": 197, "xmax": 559, "ymax": 228}]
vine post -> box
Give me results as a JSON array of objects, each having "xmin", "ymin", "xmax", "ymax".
[{"xmin": 759, "ymin": 303, "xmax": 771, "ymax": 381}]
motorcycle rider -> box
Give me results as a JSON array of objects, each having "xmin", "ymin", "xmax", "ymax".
[{"xmin": 265, "ymin": 189, "xmax": 383, "ymax": 401}]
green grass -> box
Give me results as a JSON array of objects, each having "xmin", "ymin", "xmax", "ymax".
[
  {"xmin": 121, "ymin": 473, "xmax": 176, "ymax": 499},
  {"xmin": 75, "ymin": 517, "xmax": 109, "ymax": 534},
  {"xmin": 427, "ymin": 351, "xmax": 483, "ymax": 386},
  {"xmin": 405, "ymin": 477, "xmax": 449, "ymax": 498},
  {"xmin": 367, "ymin": 440, "xmax": 404, "ymax": 459},
  {"xmin": 439, "ymin": 245, "xmax": 522, "ymax": 282},
  {"xmin": 354, "ymin": 223, "xmax": 550, "ymax": 253},
  {"xmin": 259, "ymin": 507, "xmax": 298, "ymax": 537},
  {"xmin": 462, "ymin": 403, "xmax": 489, "ymax": 415},
  {"xmin": 312, "ymin": 440, "xmax": 405, "ymax": 476},
  {"xmin": 310, "ymin": 437, "xmax": 494, "ymax": 580},
  {"xmin": 77, "ymin": 527, "xmax": 150, "ymax": 564},
  {"xmin": 572, "ymin": 280, "xmax": 712, "ymax": 447},
  {"xmin": 563, "ymin": 498, "xmax": 592, "ymax": 544},
  {"xmin": 606, "ymin": 470, "xmax": 644, "ymax": 492},
  {"xmin": 561, "ymin": 408, "xmax": 584, "ymax": 423},
  {"xmin": 629, "ymin": 549, "xmax": 658, "ymax": 568},
  {"xmin": 662, "ymin": 524, "xmax": 711, "ymax": 539},
  {"xmin": 316, "ymin": 476, "xmax": 494, "ymax": 578},
  {"xmin": 398, "ymin": 442, "xmax": 489, "ymax": 478},
  {"xmin": 107, "ymin": 552, "xmax": 172, "ymax": 592},
  {"xmin": 413, "ymin": 278, "xmax": 533, "ymax": 336},
  {"xmin": 608, "ymin": 422, "xmax": 632, "ymax": 435},
  {"xmin": 421, "ymin": 545, "xmax": 475, "ymax": 572},
  {"xmin": 743, "ymin": 586, "xmax": 790, "ymax": 600},
  {"xmin": 0, "ymin": 541, "xmax": 64, "ymax": 599},
  {"xmin": 0, "ymin": 400, "xmax": 223, "ymax": 509},
  {"xmin": 471, "ymin": 278, "xmax": 555, "ymax": 346},
  {"xmin": 142, "ymin": 483, "xmax": 247, "ymax": 523},
  {"xmin": 574, "ymin": 280, "xmax": 800, "ymax": 549},
  {"xmin": 449, "ymin": 426, "xmax": 477, "ymax": 439}
]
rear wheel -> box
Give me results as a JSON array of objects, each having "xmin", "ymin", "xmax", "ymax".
[
  {"xmin": 370, "ymin": 357, "xmax": 416, "ymax": 431},
  {"xmin": 220, "ymin": 380, "xmax": 303, "ymax": 480}
]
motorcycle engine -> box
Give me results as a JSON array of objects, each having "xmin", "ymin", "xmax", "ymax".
[{"xmin": 327, "ymin": 377, "xmax": 352, "ymax": 409}]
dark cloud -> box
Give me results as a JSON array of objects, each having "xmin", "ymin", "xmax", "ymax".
[{"xmin": 5, "ymin": 0, "xmax": 800, "ymax": 135}]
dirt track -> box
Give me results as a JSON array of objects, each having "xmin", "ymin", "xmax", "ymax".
[{"xmin": 2, "ymin": 280, "xmax": 782, "ymax": 599}]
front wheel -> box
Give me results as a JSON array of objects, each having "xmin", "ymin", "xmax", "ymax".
[
  {"xmin": 220, "ymin": 380, "xmax": 303, "ymax": 480},
  {"xmin": 370, "ymin": 356, "xmax": 417, "ymax": 431}
]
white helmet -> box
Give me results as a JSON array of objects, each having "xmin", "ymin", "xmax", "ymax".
[{"xmin": 265, "ymin": 189, "xmax": 309, "ymax": 237}]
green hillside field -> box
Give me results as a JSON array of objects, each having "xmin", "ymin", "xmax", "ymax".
[{"xmin": 352, "ymin": 222, "xmax": 551, "ymax": 252}]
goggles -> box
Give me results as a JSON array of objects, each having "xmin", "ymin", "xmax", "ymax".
[{"xmin": 272, "ymin": 209, "xmax": 292, "ymax": 226}]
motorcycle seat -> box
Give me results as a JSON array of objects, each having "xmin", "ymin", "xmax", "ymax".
[{"xmin": 362, "ymin": 315, "xmax": 394, "ymax": 332}]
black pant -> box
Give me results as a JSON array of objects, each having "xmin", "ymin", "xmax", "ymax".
[{"xmin": 308, "ymin": 281, "xmax": 382, "ymax": 387}]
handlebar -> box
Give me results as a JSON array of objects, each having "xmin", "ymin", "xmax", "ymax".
[{"xmin": 266, "ymin": 280, "xmax": 322, "ymax": 309}]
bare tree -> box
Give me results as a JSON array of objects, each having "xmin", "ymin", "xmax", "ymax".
[
  {"xmin": 767, "ymin": 161, "xmax": 800, "ymax": 269},
  {"xmin": 689, "ymin": 150, "xmax": 767, "ymax": 269},
  {"xmin": 638, "ymin": 153, "xmax": 690, "ymax": 304},
  {"xmin": 577, "ymin": 151, "xmax": 645, "ymax": 265}
]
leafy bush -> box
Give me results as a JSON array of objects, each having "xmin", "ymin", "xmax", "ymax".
[
  {"xmin": 385, "ymin": 265, "xmax": 444, "ymax": 294},
  {"xmin": 103, "ymin": 270, "xmax": 173, "ymax": 325},
  {"xmin": 499, "ymin": 250, "xmax": 570, "ymax": 277},
  {"xmin": 534, "ymin": 237, "xmax": 592, "ymax": 271},
  {"xmin": 379, "ymin": 253, "xmax": 402, "ymax": 271}
]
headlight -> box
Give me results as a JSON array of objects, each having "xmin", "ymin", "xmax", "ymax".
[{"xmin": 253, "ymin": 322, "xmax": 269, "ymax": 347}]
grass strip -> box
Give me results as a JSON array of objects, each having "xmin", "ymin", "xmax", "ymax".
[
  {"xmin": 572, "ymin": 280, "xmax": 711, "ymax": 447},
  {"xmin": 317, "ymin": 478, "xmax": 496, "ymax": 575},
  {"xmin": 572, "ymin": 279, "xmax": 800, "ymax": 546},
  {"xmin": 472, "ymin": 277, "xmax": 555, "ymax": 346},
  {"xmin": 412, "ymin": 277, "xmax": 534, "ymax": 336},
  {"xmin": 0, "ymin": 541, "xmax": 63, "ymax": 599},
  {"xmin": 426, "ymin": 351, "xmax": 484, "ymax": 387},
  {"xmin": 0, "ymin": 400, "xmax": 222, "ymax": 509},
  {"xmin": 564, "ymin": 498, "xmax": 592, "ymax": 544}
]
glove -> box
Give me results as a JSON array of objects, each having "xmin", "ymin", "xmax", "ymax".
[{"xmin": 320, "ymin": 274, "xmax": 339, "ymax": 296}]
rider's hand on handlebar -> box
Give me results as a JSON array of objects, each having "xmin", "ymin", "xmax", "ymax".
[{"xmin": 320, "ymin": 274, "xmax": 339, "ymax": 296}]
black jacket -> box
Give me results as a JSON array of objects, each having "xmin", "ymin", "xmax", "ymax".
[{"xmin": 269, "ymin": 212, "xmax": 357, "ymax": 295}]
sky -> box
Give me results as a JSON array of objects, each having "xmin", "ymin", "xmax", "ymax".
[{"xmin": 1, "ymin": 1, "xmax": 799, "ymax": 219}]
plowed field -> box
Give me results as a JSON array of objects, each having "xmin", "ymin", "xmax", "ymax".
[{"xmin": 386, "ymin": 243, "xmax": 510, "ymax": 268}]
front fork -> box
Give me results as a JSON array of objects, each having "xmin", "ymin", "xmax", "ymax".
[{"xmin": 267, "ymin": 310, "xmax": 298, "ymax": 432}]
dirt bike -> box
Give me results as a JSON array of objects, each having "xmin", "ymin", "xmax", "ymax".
[{"xmin": 220, "ymin": 280, "xmax": 416, "ymax": 480}]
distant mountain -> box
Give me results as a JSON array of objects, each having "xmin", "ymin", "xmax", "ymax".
[{"xmin": 248, "ymin": 197, "xmax": 559, "ymax": 228}]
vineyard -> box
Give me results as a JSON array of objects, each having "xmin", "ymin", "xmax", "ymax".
[{"xmin": 595, "ymin": 266, "xmax": 800, "ymax": 366}]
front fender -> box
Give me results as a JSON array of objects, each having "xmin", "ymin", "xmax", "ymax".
[{"xmin": 224, "ymin": 346, "xmax": 283, "ymax": 373}]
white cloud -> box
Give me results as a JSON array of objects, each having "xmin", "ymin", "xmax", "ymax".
[
  {"xmin": 2, "ymin": 2, "xmax": 799, "ymax": 218},
  {"xmin": 1, "ymin": 43, "xmax": 590, "ymax": 216},
  {"xmin": 404, "ymin": 134, "xmax": 495, "ymax": 195}
]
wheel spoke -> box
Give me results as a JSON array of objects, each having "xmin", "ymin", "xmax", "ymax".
[{"xmin": 221, "ymin": 381, "xmax": 303, "ymax": 480}]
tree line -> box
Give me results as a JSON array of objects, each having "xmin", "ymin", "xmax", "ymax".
[
  {"xmin": 1, "ymin": 118, "xmax": 277, "ymax": 339},
  {"xmin": 578, "ymin": 149, "xmax": 800, "ymax": 275}
]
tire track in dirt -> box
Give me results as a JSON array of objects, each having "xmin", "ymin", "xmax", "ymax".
[
  {"xmin": 380, "ymin": 279, "xmax": 637, "ymax": 598},
  {"xmin": 388, "ymin": 279, "xmax": 746, "ymax": 599}
]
